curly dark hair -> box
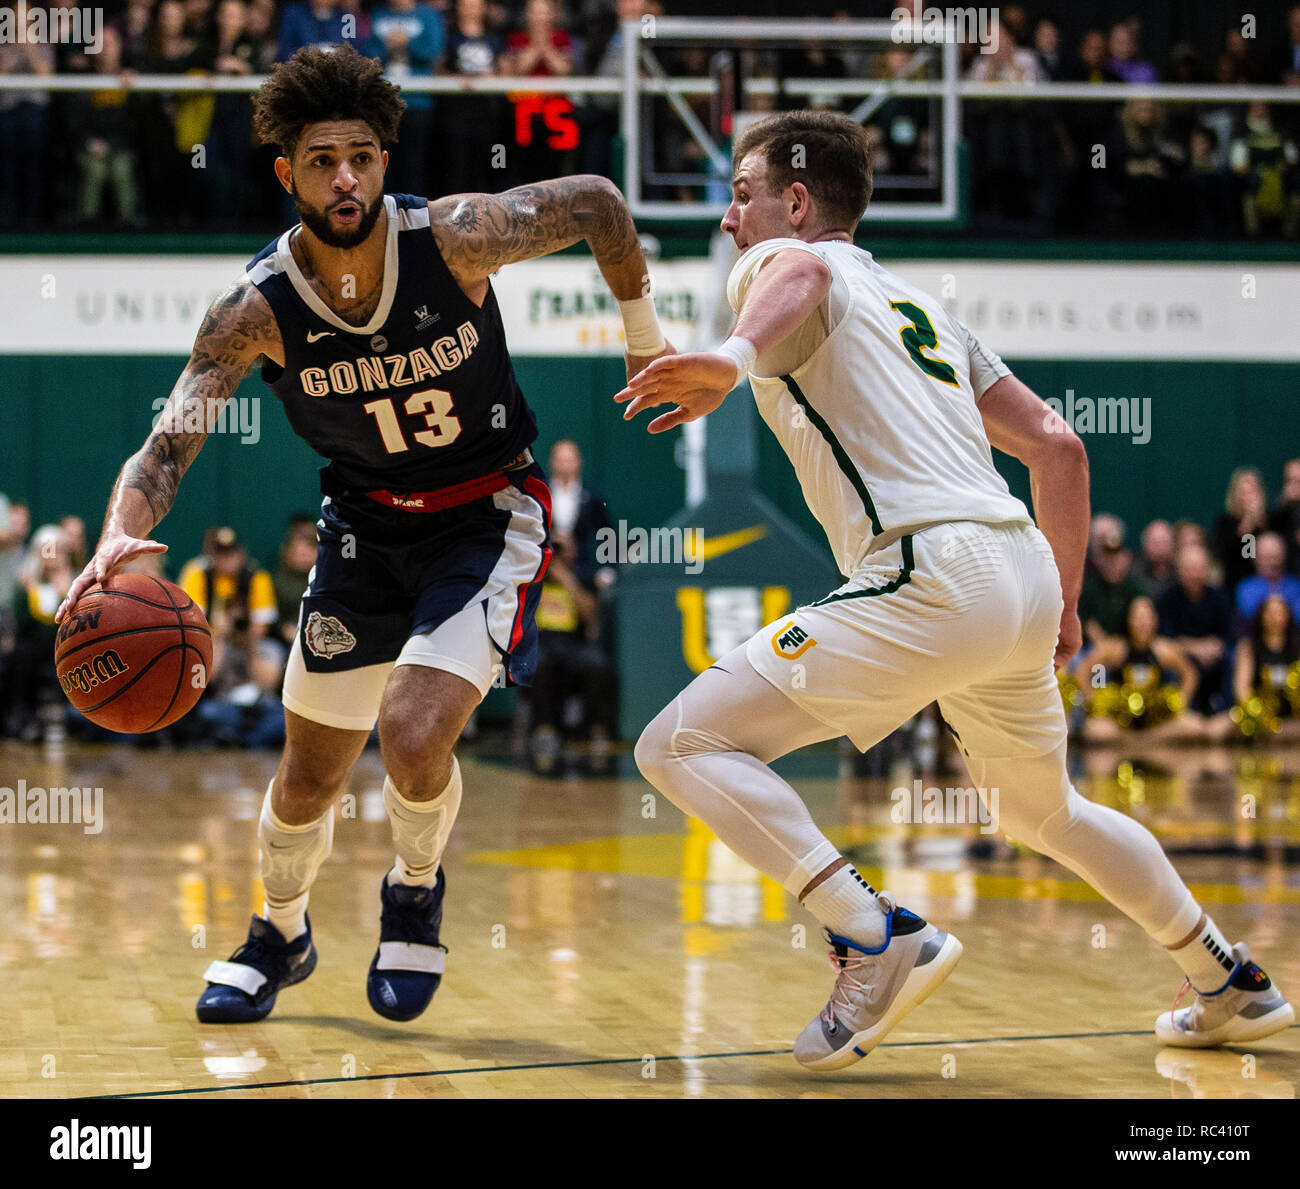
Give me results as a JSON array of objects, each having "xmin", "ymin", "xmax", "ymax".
[
  {"xmin": 252, "ymin": 45, "xmax": 406, "ymax": 158},
  {"xmin": 732, "ymin": 110, "xmax": 874, "ymax": 230}
]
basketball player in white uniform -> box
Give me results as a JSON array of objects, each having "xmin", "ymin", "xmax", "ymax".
[{"xmin": 618, "ymin": 111, "xmax": 1293, "ymax": 1070}]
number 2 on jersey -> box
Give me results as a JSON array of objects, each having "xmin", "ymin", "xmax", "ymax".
[
  {"xmin": 889, "ymin": 300, "xmax": 958, "ymax": 387},
  {"xmin": 363, "ymin": 388, "xmax": 463, "ymax": 453}
]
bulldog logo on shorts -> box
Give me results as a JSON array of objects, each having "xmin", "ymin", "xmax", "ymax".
[
  {"xmin": 771, "ymin": 620, "xmax": 817, "ymax": 659},
  {"xmin": 304, "ymin": 612, "xmax": 357, "ymax": 659}
]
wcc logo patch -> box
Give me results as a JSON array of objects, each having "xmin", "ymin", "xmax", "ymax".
[
  {"xmin": 771, "ymin": 619, "xmax": 817, "ymax": 659},
  {"xmin": 304, "ymin": 612, "xmax": 357, "ymax": 659},
  {"xmin": 413, "ymin": 305, "xmax": 440, "ymax": 332}
]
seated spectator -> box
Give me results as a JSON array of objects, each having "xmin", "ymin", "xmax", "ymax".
[
  {"xmin": 1156, "ymin": 544, "xmax": 1232, "ymax": 715},
  {"xmin": 0, "ymin": 496, "xmax": 29, "ymax": 630},
  {"xmin": 1113, "ymin": 99, "xmax": 1184, "ymax": 235},
  {"xmin": 1230, "ymin": 102, "xmax": 1300, "ymax": 239},
  {"xmin": 369, "ymin": 0, "xmax": 445, "ymax": 195},
  {"xmin": 1072, "ymin": 28, "xmax": 1121, "ymax": 83},
  {"xmin": 1107, "ymin": 20, "xmax": 1157, "ymax": 84},
  {"xmin": 203, "ymin": 0, "xmax": 260, "ymax": 227},
  {"xmin": 965, "ymin": 15, "xmax": 1046, "ymax": 84},
  {"xmin": 502, "ymin": 0, "xmax": 577, "ymax": 184},
  {"xmin": 272, "ymin": 514, "xmax": 318, "ymax": 648},
  {"xmin": 1134, "ymin": 518, "xmax": 1176, "ymax": 597},
  {"xmin": 1173, "ymin": 519, "xmax": 1211, "ymax": 564},
  {"xmin": 1231, "ymin": 593, "xmax": 1300, "ymax": 741},
  {"xmin": 72, "ymin": 26, "xmax": 138, "ymax": 227},
  {"xmin": 60, "ymin": 515, "xmax": 87, "ymax": 572},
  {"xmin": 502, "ymin": 0, "xmax": 573, "ymax": 78},
  {"xmin": 1213, "ymin": 466, "xmax": 1269, "ymax": 598},
  {"xmin": 8, "ymin": 525, "xmax": 75, "ymax": 741},
  {"xmin": 1235, "ymin": 530, "xmax": 1300, "ymax": 628},
  {"xmin": 277, "ymin": 0, "xmax": 351, "ymax": 61},
  {"xmin": 1186, "ymin": 124, "xmax": 1236, "ymax": 237},
  {"xmin": 437, "ymin": 0, "xmax": 508, "ymax": 195},
  {"xmin": 179, "ymin": 526, "xmax": 278, "ymax": 641},
  {"xmin": 1031, "ymin": 18, "xmax": 1064, "ymax": 80},
  {"xmin": 1267, "ymin": 457, "xmax": 1300, "ymax": 574},
  {"xmin": 1083, "ymin": 596, "xmax": 1207, "ymax": 743},
  {"xmin": 1221, "ymin": 27, "xmax": 1265, "ymax": 85},
  {"xmin": 197, "ymin": 609, "xmax": 287, "ymax": 747},
  {"xmin": 1271, "ymin": 3, "xmax": 1300, "ymax": 86},
  {"xmin": 1079, "ymin": 522, "xmax": 1142, "ymax": 645},
  {"xmin": 0, "ymin": 19, "xmax": 53, "ymax": 230}
]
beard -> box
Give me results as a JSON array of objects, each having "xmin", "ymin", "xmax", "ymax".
[{"xmin": 292, "ymin": 183, "xmax": 384, "ymax": 249}]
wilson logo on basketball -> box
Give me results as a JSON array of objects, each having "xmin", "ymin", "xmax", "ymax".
[
  {"xmin": 771, "ymin": 620, "xmax": 817, "ymax": 659},
  {"xmin": 59, "ymin": 649, "xmax": 130, "ymax": 695},
  {"xmin": 305, "ymin": 612, "xmax": 356, "ymax": 659}
]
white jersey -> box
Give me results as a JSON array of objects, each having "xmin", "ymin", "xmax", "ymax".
[{"xmin": 727, "ymin": 238, "xmax": 1032, "ymax": 577}]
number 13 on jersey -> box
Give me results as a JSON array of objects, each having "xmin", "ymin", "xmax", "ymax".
[{"xmin": 363, "ymin": 388, "xmax": 463, "ymax": 453}]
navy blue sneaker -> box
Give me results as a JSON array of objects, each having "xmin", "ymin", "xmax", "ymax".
[
  {"xmin": 196, "ymin": 915, "xmax": 317, "ymax": 1023},
  {"xmin": 366, "ymin": 869, "xmax": 448, "ymax": 1022}
]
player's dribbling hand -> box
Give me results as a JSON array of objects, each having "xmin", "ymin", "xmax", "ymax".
[
  {"xmin": 1054, "ymin": 607, "xmax": 1083, "ymax": 672},
  {"xmin": 624, "ymin": 339, "xmax": 676, "ymax": 384},
  {"xmin": 615, "ymin": 351, "xmax": 737, "ymax": 434},
  {"xmin": 56, "ymin": 534, "xmax": 168, "ymax": 623}
]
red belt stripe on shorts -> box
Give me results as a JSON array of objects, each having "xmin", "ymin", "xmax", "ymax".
[{"xmin": 365, "ymin": 450, "xmax": 533, "ymax": 513}]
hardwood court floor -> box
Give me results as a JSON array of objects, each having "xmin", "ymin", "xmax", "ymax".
[{"xmin": 1, "ymin": 738, "xmax": 1297, "ymax": 1099}]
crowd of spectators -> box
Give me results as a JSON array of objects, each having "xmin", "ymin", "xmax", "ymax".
[
  {"xmin": 1067, "ymin": 459, "xmax": 1300, "ymax": 743},
  {"xmin": 7, "ymin": 462, "xmax": 1300, "ymax": 752},
  {"xmin": 0, "ymin": 446, "xmax": 622, "ymax": 766},
  {"xmin": 3, "ymin": 2, "xmax": 1300, "ymax": 236}
]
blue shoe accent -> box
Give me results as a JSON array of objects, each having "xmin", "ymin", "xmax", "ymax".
[
  {"xmin": 196, "ymin": 915, "xmax": 317, "ymax": 1024},
  {"xmin": 366, "ymin": 868, "xmax": 448, "ymax": 1022}
]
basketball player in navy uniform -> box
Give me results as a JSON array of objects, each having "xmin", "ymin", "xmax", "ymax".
[{"xmin": 57, "ymin": 46, "xmax": 669, "ymax": 1023}]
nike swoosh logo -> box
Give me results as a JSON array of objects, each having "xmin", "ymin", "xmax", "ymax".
[
  {"xmin": 307, "ymin": 330, "xmax": 335, "ymax": 342},
  {"xmin": 686, "ymin": 524, "xmax": 768, "ymax": 564}
]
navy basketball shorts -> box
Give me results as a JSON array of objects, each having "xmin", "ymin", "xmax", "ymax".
[{"xmin": 282, "ymin": 464, "xmax": 552, "ymax": 732}]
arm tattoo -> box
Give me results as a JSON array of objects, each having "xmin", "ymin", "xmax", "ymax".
[
  {"xmin": 432, "ymin": 175, "xmax": 641, "ymax": 284},
  {"xmin": 116, "ymin": 282, "xmax": 277, "ymax": 527}
]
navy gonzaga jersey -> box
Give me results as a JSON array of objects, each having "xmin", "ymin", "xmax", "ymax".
[{"xmin": 246, "ymin": 193, "xmax": 538, "ymax": 494}]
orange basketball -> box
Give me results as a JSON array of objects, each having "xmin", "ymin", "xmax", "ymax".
[{"xmin": 54, "ymin": 573, "xmax": 213, "ymax": 733}]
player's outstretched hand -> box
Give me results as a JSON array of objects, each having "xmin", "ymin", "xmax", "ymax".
[
  {"xmin": 56, "ymin": 534, "xmax": 168, "ymax": 623},
  {"xmin": 614, "ymin": 351, "xmax": 737, "ymax": 434},
  {"xmin": 624, "ymin": 339, "xmax": 676, "ymax": 384},
  {"xmin": 1054, "ymin": 606, "xmax": 1083, "ymax": 672}
]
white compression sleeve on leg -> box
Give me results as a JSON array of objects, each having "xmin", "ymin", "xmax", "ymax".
[
  {"xmin": 384, "ymin": 757, "xmax": 463, "ymax": 888},
  {"xmin": 634, "ymin": 653, "xmax": 864, "ymax": 907},
  {"xmin": 259, "ymin": 779, "xmax": 335, "ymax": 941},
  {"xmin": 969, "ymin": 743, "xmax": 1203, "ymax": 943}
]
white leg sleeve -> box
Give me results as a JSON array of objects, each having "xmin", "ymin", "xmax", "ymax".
[
  {"xmin": 634, "ymin": 647, "xmax": 845, "ymax": 897},
  {"xmin": 969, "ymin": 742, "xmax": 1202, "ymax": 943}
]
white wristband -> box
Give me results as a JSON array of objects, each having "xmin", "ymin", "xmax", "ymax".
[
  {"xmin": 618, "ymin": 296, "xmax": 666, "ymax": 355},
  {"xmin": 715, "ymin": 336, "xmax": 758, "ymax": 386}
]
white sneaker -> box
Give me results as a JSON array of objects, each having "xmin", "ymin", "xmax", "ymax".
[
  {"xmin": 1156, "ymin": 943, "xmax": 1294, "ymax": 1048},
  {"xmin": 794, "ymin": 893, "xmax": 962, "ymax": 1071}
]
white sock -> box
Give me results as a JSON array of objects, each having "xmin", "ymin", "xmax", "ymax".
[
  {"xmin": 259, "ymin": 780, "xmax": 334, "ymax": 942},
  {"xmin": 1166, "ymin": 913, "xmax": 1238, "ymax": 991},
  {"xmin": 384, "ymin": 757, "xmax": 462, "ymax": 888},
  {"xmin": 801, "ymin": 864, "xmax": 889, "ymax": 949},
  {"xmin": 264, "ymin": 891, "xmax": 309, "ymax": 944}
]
